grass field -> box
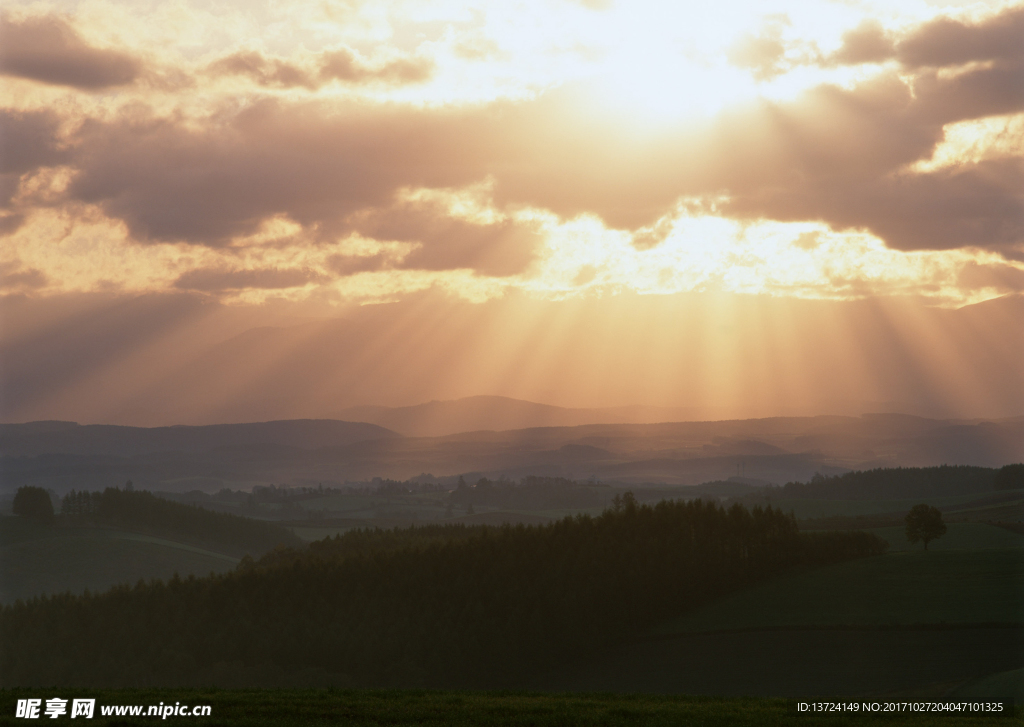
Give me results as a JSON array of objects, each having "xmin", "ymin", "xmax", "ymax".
[
  {"xmin": 0, "ymin": 517, "xmax": 237, "ymax": 604},
  {"xmin": 870, "ymin": 523, "xmax": 1024, "ymax": 552},
  {"xmin": 4, "ymin": 507, "xmax": 1020, "ymax": 703},
  {"xmin": 0, "ymin": 689, "xmax": 1016, "ymax": 727},
  {"xmin": 654, "ymin": 547, "xmax": 1023, "ymax": 634},
  {"xmin": 950, "ymin": 668, "xmax": 1024, "ymax": 703},
  {"xmin": 761, "ymin": 494, "xmax": 1003, "ymax": 520},
  {"xmin": 551, "ymin": 531, "xmax": 1024, "ymax": 700}
]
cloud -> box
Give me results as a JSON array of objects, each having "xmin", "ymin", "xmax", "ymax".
[
  {"xmin": 0, "ymin": 261, "xmax": 48, "ymax": 291},
  {"xmin": 174, "ymin": 266, "xmax": 328, "ymax": 292},
  {"xmin": 896, "ymin": 6, "xmax": 1024, "ymax": 68},
  {"xmin": 0, "ymin": 109, "xmax": 69, "ymax": 175},
  {"xmin": 0, "ymin": 109, "xmax": 69, "ymax": 232},
  {"xmin": 318, "ymin": 48, "xmax": 433, "ymax": 85},
  {"xmin": 725, "ymin": 15, "xmax": 817, "ymax": 82},
  {"xmin": 346, "ymin": 196, "xmax": 542, "ymax": 276},
  {"xmin": 42, "ymin": 72, "xmax": 1023, "ymax": 261},
  {"xmin": 58, "ymin": 97, "xmax": 548, "ymax": 274},
  {"xmin": 3, "ymin": 5, "xmax": 1020, "ymax": 274},
  {"xmin": 206, "ymin": 51, "xmax": 316, "ymax": 90},
  {"xmin": 0, "ymin": 12, "xmax": 141, "ymax": 89},
  {"xmin": 206, "ymin": 48, "xmax": 434, "ymax": 89},
  {"xmin": 326, "ymin": 253, "xmax": 390, "ymax": 276},
  {"xmin": 831, "ymin": 20, "xmax": 893, "ymax": 66},
  {"xmin": 710, "ymin": 81, "xmax": 1023, "ymax": 254},
  {"xmin": 829, "ymin": 6, "xmax": 1024, "ymax": 70}
]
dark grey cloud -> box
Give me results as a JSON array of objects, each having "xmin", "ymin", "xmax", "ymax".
[
  {"xmin": 0, "ymin": 212, "xmax": 25, "ymax": 235},
  {"xmin": 65, "ymin": 99, "xmax": 486, "ymax": 238},
  {"xmin": 0, "ymin": 12, "xmax": 141, "ymax": 89},
  {"xmin": 896, "ymin": 6, "xmax": 1024, "ymax": 68},
  {"xmin": 724, "ymin": 157, "xmax": 1024, "ymax": 254},
  {"xmin": 174, "ymin": 267, "xmax": 328, "ymax": 292},
  {"xmin": 5, "ymin": 5, "xmax": 1020, "ymax": 266},
  {"xmin": 60, "ymin": 97, "xmax": 548, "ymax": 274},
  {"xmin": 829, "ymin": 6, "xmax": 1024, "ymax": 70},
  {"xmin": 207, "ymin": 51, "xmax": 316, "ymax": 89},
  {"xmin": 51, "ymin": 70, "xmax": 1022, "ymax": 260},
  {"xmin": 912, "ymin": 62, "xmax": 1024, "ymax": 125},
  {"xmin": 0, "ymin": 261, "xmax": 48, "ymax": 290},
  {"xmin": 318, "ymin": 48, "xmax": 433, "ymax": 85},
  {"xmin": 206, "ymin": 48, "xmax": 434, "ymax": 89},
  {"xmin": 325, "ymin": 253, "xmax": 390, "ymax": 275},
  {"xmin": 706, "ymin": 71, "xmax": 1024, "ymax": 253},
  {"xmin": 346, "ymin": 198, "xmax": 542, "ymax": 276},
  {"xmin": 0, "ymin": 109, "xmax": 69, "ymax": 231},
  {"xmin": 0, "ymin": 109, "xmax": 69, "ymax": 175}
]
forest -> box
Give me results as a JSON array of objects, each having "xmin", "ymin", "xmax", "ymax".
[
  {"xmin": 448, "ymin": 475, "xmax": 608, "ymax": 510},
  {"xmin": 57, "ymin": 486, "xmax": 302, "ymax": 555},
  {"xmin": 0, "ymin": 496, "xmax": 885, "ymax": 688},
  {"xmin": 774, "ymin": 464, "xmax": 1019, "ymax": 500}
]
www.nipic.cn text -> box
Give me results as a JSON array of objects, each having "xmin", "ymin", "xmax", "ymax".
[{"xmin": 15, "ymin": 699, "xmax": 212, "ymax": 719}]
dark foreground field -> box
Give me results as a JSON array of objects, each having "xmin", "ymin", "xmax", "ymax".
[{"xmin": 0, "ymin": 689, "xmax": 1017, "ymax": 727}]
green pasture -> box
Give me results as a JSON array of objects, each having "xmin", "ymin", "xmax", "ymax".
[
  {"xmin": 541, "ymin": 627, "xmax": 1023, "ymax": 700},
  {"xmin": 0, "ymin": 517, "xmax": 238, "ymax": 604},
  {"xmin": 593, "ymin": 530, "xmax": 1024, "ymax": 700},
  {"xmin": 946, "ymin": 500, "xmax": 1024, "ymax": 523},
  {"xmin": 950, "ymin": 668, "xmax": 1024, "ymax": 704},
  {"xmin": 654, "ymin": 547, "xmax": 1023, "ymax": 635},
  {"xmin": 296, "ymin": 494, "xmax": 377, "ymax": 513},
  {"xmin": 0, "ymin": 689, "xmax": 1016, "ymax": 727},
  {"xmin": 761, "ymin": 493, "xmax": 1001, "ymax": 520},
  {"xmin": 871, "ymin": 522, "xmax": 1024, "ymax": 552}
]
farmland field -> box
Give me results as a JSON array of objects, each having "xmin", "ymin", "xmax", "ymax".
[
  {"xmin": 0, "ymin": 517, "xmax": 238, "ymax": 604},
  {"xmin": 870, "ymin": 523, "xmax": 1024, "ymax": 552},
  {"xmin": 542, "ymin": 530, "xmax": 1024, "ymax": 699},
  {"xmin": 756, "ymin": 493, "xmax": 1010, "ymax": 520},
  {"xmin": 654, "ymin": 544, "xmax": 1023, "ymax": 634}
]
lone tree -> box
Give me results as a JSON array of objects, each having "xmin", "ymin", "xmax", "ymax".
[
  {"xmin": 12, "ymin": 486, "xmax": 55, "ymax": 524},
  {"xmin": 905, "ymin": 504, "xmax": 946, "ymax": 550}
]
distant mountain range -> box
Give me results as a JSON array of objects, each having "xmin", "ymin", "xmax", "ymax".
[
  {"xmin": 1, "ymin": 400, "xmax": 1021, "ymax": 495},
  {"xmin": 336, "ymin": 396, "xmax": 710, "ymax": 437}
]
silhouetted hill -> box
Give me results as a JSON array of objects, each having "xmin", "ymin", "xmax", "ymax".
[
  {"xmin": 0, "ymin": 500, "xmax": 885, "ymax": 687},
  {"xmin": 1, "ymin": 413, "xmax": 1020, "ymax": 495},
  {"xmin": 0, "ymin": 419, "xmax": 399, "ymax": 457},
  {"xmin": 337, "ymin": 396, "xmax": 703, "ymax": 437}
]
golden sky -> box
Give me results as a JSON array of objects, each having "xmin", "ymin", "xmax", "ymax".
[{"xmin": 1, "ymin": 0, "xmax": 1022, "ymax": 423}]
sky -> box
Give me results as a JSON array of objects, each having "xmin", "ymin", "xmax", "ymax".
[{"xmin": 1, "ymin": 0, "xmax": 1022, "ymax": 425}]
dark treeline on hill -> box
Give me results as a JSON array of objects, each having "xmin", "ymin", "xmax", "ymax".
[
  {"xmin": 776, "ymin": 464, "xmax": 1022, "ymax": 500},
  {"xmin": 449, "ymin": 475, "xmax": 607, "ymax": 510},
  {"xmin": 56, "ymin": 486, "xmax": 301, "ymax": 556},
  {"xmin": 0, "ymin": 496, "xmax": 885, "ymax": 688}
]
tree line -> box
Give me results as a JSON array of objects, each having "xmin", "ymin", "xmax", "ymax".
[
  {"xmin": 1, "ymin": 495, "xmax": 886, "ymax": 688},
  {"xmin": 775, "ymin": 464, "xmax": 1022, "ymax": 500},
  {"xmin": 53, "ymin": 485, "xmax": 301, "ymax": 555},
  {"xmin": 448, "ymin": 475, "xmax": 608, "ymax": 510}
]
